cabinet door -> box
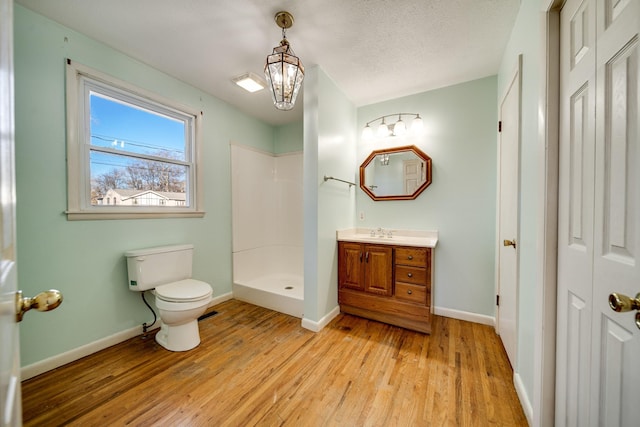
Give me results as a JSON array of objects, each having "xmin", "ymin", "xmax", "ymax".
[
  {"xmin": 364, "ymin": 245, "xmax": 393, "ymax": 296},
  {"xmin": 338, "ymin": 242, "xmax": 364, "ymax": 290}
]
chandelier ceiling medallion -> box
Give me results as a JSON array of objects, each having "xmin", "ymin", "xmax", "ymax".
[{"xmin": 264, "ymin": 11, "xmax": 305, "ymax": 111}]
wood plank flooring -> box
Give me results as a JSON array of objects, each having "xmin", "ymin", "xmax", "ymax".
[{"xmin": 21, "ymin": 300, "xmax": 527, "ymax": 426}]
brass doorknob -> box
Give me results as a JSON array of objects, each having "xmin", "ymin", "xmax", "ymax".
[
  {"xmin": 503, "ymin": 239, "xmax": 517, "ymax": 249},
  {"xmin": 609, "ymin": 292, "xmax": 640, "ymax": 330},
  {"xmin": 608, "ymin": 292, "xmax": 640, "ymax": 312},
  {"xmin": 15, "ymin": 289, "xmax": 63, "ymax": 322}
]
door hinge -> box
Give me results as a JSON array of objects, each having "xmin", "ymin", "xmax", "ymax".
[
  {"xmin": 496, "ymin": 294, "xmax": 500, "ymax": 306},
  {"xmin": 498, "ymin": 121, "xmax": 502, "ymax": 132}
]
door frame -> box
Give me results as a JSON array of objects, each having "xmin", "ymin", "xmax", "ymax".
[{"xmin": 534, "ymin": 1, "xmax": 562, "ymax": 426}]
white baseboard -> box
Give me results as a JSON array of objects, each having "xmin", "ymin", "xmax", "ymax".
[
  {"xmin": 301, "ymin": 305, "xmax": 340, "ymax": 332},
  {"xmin": 514, "ymin": 372, "xmax": 533, "ymax": 426},
  {"xmin": 433, "ymin": 306, "xmax": 495, "ymax": 326},
  {"xmin": 21, "ymin": 325, "xmax": 146, "ymax": 381},
  {"xmin": 21, "ymin": 291, "xmax": 234, "ymax": 381},
  {"xmin": 209, "ymin": 291, "xmax": 233, "ymax": 308}
]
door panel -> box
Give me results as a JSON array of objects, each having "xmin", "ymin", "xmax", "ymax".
[
  {"xmin": 364, "ymin": 245, "xmax": 392, "ymax": 296},
  {"xmin": 338, "ymin": 242, "xmax": 364, "ymax": 291},
  {"xmin": 497, "ymin": 58, "xmax": 521, "ymax": 368},
  {"xmin": 558, "ymin": 0, "xmax": 640, "ymax": 425},
  {"xmin": 557, "ymin": 0, "xmax": 597, "ymax": 423},
  {"xmin": 591, "ymin": 0, "xmax": 640, "ymax": 424},
  {"xmin": 0, "ymin": 0, "xmax": 20, "ymax": 425}
]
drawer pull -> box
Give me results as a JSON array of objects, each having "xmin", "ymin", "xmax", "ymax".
[
  {"xmin": 407, "ymin": 255, "xmax": 413, "ymax": 260},
  {"xmin": 407, "ymin": 273, "xmax": 413, "ymax": 278},
  {"xmin": 407, "ymin": 289, "xmax": 413, "ymax": 295}
]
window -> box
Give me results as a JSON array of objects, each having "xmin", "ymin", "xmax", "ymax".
[{"xmin": 65, "ymin": 60, "xmax": 203, "ymax": 220}]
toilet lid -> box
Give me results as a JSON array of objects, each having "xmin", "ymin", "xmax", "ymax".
[{"xmin": 155, "ymin": 279, "xmax": 212, "ymax": 302}]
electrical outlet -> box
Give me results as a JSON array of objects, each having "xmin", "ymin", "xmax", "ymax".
[{"xmin": 359, "ymin": 211, "xmax": 365, "ymax": 221}]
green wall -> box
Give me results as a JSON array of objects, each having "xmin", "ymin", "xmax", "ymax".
[
  {"xmin": 14, "ymin": 5, "xmax": 274, "ymax": 366},
  {"xmin": 356, "ymin": 76, "xmax": 498, "ymax": 318},
  {"xmin": 303, "ymin": 66, "xmax": 356, "ymax": 323},
  {"xmin": 497, "ymin": 0, "xmax": 542, "ymax": 411},
  {"xmin": 275, "ymin": 121, "xmax": 304, "ymax": 154}
]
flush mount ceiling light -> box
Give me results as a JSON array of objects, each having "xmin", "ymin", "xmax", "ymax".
[
  {"xmin": 232, "ymin": 72, "xmax": 266, "ymax": 93},
  {"xmin": 264, "ymin": 11, "xmax": 305, "ymax": 111},
  {"xmin": 362, "ymin": 113, "xmax": 424, "ymax": 140}
]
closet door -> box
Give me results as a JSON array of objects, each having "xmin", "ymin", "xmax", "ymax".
[{"xmin": 556, "ymin": 0, "xmax": 640, "ymax": 425}]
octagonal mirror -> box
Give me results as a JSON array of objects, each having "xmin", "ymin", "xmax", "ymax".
[{"xmin": 359, "ymin": 145, "xmax": 432, "ymax": 201}]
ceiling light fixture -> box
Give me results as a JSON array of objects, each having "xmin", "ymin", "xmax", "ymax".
[
  {"xmin": 362, "ymin": 113, "xmax": 424, "ymax": 140},
  {"xmin": 264, "ymin": 11, "xmax": 305, "ymax": 111},
  {"xmin": 232, "ymin": 72, "xmax": 266, "ymax": 93}
]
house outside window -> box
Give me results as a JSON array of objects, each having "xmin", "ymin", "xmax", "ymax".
[{"xmin": 65, "ymin": 60, "xmax": 204, "ymax": 220}]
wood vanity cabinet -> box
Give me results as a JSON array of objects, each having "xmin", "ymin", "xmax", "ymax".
[{"xmin": 338, "ymin": 241, "xmax": 432, "ymax": 334}]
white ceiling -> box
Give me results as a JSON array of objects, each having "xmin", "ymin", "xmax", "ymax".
[{"xmin": 16, "ymin": 0, "xmax": 520, "ymax": 126}]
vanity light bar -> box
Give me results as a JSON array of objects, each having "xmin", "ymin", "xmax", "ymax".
[{"xmin": 362, "ymin": 113, "xmax": 424, "ymax": 140}]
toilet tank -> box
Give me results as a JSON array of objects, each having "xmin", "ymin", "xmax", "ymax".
[{"xmin": 125, "ymin": 244, "xmax": 194, "ymax": 291}]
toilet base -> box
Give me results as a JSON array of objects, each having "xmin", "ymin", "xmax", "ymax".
[{"xmin": 155, "ymin": 319, "xmax": 201, "ymax": 351}]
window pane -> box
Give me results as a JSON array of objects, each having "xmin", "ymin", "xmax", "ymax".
[
  {"xmin": 90, "ymin": 151, "xmax": 188, "ymax": 207},
  {"xmin": 90, "ymin": 92, "xmax": 186, "ymax": 161}
]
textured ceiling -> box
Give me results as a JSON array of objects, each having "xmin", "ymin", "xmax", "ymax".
[{"xmin": 16, "ymin": 0, "xmax": 520, "ymax": 126}]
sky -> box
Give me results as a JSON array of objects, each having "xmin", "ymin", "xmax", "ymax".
[{"xmin": 89, "ymin": 92, "xmax": 187, "ymax": 178}]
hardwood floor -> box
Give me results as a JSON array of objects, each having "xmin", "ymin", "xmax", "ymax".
[{"xmin": 22, "ymin": 300, "xmax": 527, "ymax": 426}]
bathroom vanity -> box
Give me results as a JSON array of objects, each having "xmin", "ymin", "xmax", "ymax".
[{"xmin": 337, "ymin": 229, "xmax": 437, "ymax": 334}]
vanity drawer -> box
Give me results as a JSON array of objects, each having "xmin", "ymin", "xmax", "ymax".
[
  {"xmin": 395, "ymin": 265, "xmax": 426, "ymax": 285},
  {"xmin": 395, "ymin": 247, "xmax": 428, "ymax": 267},
  {"xmin": 395, "ymin": 282, "xmax": 427, "ymax": 304}
]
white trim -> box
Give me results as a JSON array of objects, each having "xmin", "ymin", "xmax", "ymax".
[
  {"xmin": 21, "ymin": 292, "xmax": 233, "ymax": 380},
  {"xmin": 433, "ymin": 306, "xmax": 495, "ymax": 326},
  {"xmin": 66, "ymin": 210, "xmax": 205, "ymax": 221},
  {"xmin": 534, "ymin": 3, "xmax": 561, "ymax": 427},
  {"xmin": 301, "ymin": 305, "xmax": 340, "ymax": 332},
  {"xmin": 21, "ymin": 325, "xmax": 145, "ymax": 380},
  {"xmin": 229, "ymin": 140, "xmax": 302, "ymax": 158},
  {"xmin": 65, "ymin": 59, "xmax": 204, "ymax": 220},
  {"xmin": 208, "ymin": 291, "xmax": 233, "ymax": 308},
  {"xmin": 514, "ymin": 372, "xmax": 534, "ymax": 426}
]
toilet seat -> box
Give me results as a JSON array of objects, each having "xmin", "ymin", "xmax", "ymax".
[{"xmin": 155, "ymin": 279, "xmax": 212, "ymax": 303}]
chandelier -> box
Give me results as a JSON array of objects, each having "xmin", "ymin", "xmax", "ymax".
[
  {"xmin": 362, "ymin": 113, "xmax": 424, "ymax": 140},
  {"xmin": 264, "ymin": 11, "xmax": 305, "ymax": 111}
]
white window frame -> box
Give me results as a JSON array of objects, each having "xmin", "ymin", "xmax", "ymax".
[{"xmin": 65, "ymin": 59, "xmax": 204, "ymax": 220}]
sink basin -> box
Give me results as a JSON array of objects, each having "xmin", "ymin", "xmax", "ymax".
[{"xmin": 336, "ymin": 228, "xmax": 438, "ymax": 248}]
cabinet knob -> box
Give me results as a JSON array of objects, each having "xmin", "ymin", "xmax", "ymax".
[
  {"xmin": 407, "ymin": 255, "xmax": 413, "ymax": 260},
  {"xmin": 407, "ymin": 289, "xmax": 413, "ymax": 295},
  {"xmin": 407, "ymin": 273, "xmax": 413, "ymax": 278}
]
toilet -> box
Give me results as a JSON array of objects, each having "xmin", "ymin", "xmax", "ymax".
[{"xmin": 125, "ymin": 244, "xmax": 213, "ymax": 351}]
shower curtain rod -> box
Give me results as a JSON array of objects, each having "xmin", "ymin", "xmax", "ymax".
[{"xmin": 323, "ymin": 175, "xmax": 356, "ymax": 187}]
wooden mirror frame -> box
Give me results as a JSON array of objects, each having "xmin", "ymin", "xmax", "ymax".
[{"xmin": 359, "ymin": 145, "xmax": 432, "ymax": 201}]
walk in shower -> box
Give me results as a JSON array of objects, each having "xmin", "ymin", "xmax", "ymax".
[{"xmin": 230, "ymin": 144, "xmax": 303, "ymax": 317}]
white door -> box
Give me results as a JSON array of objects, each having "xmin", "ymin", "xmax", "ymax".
[
  {"xmin": 496, "ymin": 57, "xmax": 521, "ymax": 368},
  {"xmin": 403, "ymin": 159, "xmax": 420, "ymax": 194},
  {"xmin": 556, "ymin": 0, "xmax": 640, "ymax": 425},
  {"xmin": 0, "ymin": 0, "xmax": 21, "ymax": 425}
]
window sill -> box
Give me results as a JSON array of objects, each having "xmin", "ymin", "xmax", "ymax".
[{"xmin": 65, "ymin": 210, "xmax": 206, "ymax": 221}]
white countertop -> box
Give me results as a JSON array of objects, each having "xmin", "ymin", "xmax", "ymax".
[{"xmin": 337, "ymin": 228, "xmax": 438, "ymax": 248}]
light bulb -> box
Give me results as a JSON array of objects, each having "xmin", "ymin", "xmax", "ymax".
[
  {"xmin": 394, "ymin": 116, "xmax": 406, "ymax": 136},
  {"xmin": 411, "ymin": 114, "xmax": 424, "ymax": 135},
  {"xmin": 377, "ymin": 118, "xmax": 389, "ymax": 137},
  {"xmin": 362, "ymin": 124, "xmax": 373, "ymax": 140}
]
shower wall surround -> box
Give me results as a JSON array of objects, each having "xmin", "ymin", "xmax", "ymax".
[{"xmin": 230, "ymin": 144, "xmax": 304, "ymax": 316}]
